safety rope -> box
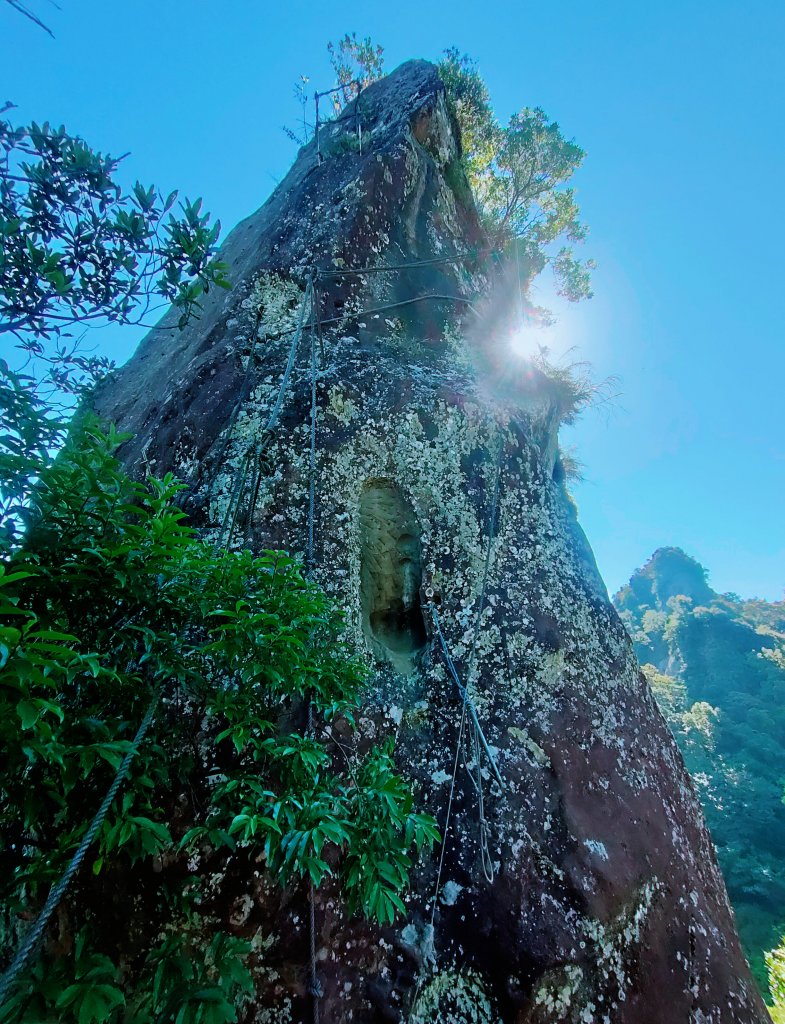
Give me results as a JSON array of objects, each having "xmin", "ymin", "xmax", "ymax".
[
  {"xmin": 313, "ymin": 292, "xmax": 479, "ymax": 332},
  {"xmin": 0, "ymin": 693, "xmax": 158, "ymax": 1006},
  {"xmin": 317, "ymin": 245, "xmax": 499, "ymax": 280},
  {"xmin": 430, "ymin": 431, "xmax": 505, "ymax": 889},
  {"xmin": 408, "ymin": 435, "xmax": 505, "ymax": 1017},
  {"xmin": 407, "ymin": 699, "xmax": 467, "ymax": 1022},
  {"xmin": 465, "ymin": 432, "xmax": 505, "ymax": 685},
  {"xmin": 306, "ymin": 276, "xmax": 318, "ymax": 571},
  {"xmin": 305, "ymin": 286, "xmax": 321, "ymax": 1021},
  {"xmin": 430, "ymin": 605, "xmax": 503, "ymax": 789},
  {"xmin": 213, "ymin": 281, "xmax": 313, "ymax": 552}
]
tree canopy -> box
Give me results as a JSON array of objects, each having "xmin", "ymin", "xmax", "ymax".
[
  {"xmin": 0, "ymin": 107, "xmax": 229, "ymax": 396},
  {"xmin": 438, "ymin": 48, "xmax": 595, "ymax": 302}
]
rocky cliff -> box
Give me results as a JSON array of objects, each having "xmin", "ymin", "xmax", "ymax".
[
  {"xmin": 94, "ymin": 61, "xmax": 769, "ymax": 1024},
  {"xmin": 616, "ymin": 547, "xmax": 785, "ymax": 993}
]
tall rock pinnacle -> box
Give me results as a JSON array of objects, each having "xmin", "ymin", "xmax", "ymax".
[{"xmin": 94, "ymin": 61, "xmax": 769, "ymax": 1023}]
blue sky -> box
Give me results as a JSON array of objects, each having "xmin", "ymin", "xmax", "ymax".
[{"xmin": 2, "ymin": 0, "xmax": 784, "ymax": 600}]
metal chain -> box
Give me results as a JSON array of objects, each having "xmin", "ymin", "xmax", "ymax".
[{"xmin": 0, "ymin": 694, "xmax": 158, "ymax": 1007}]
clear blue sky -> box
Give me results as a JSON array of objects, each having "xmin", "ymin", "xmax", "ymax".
[{"xmin": 2, "ymin": 0, "xmax": 784, "ymax": 600}]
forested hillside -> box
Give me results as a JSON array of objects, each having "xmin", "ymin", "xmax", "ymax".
[{"xmin": 614, "ymin": 547, "xmax": 785, "ymax": 989}]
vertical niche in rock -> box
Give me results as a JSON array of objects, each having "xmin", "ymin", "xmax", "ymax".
[{"xmin": 359, "ymin": 479, "xmax": 426, "ymax": 675}]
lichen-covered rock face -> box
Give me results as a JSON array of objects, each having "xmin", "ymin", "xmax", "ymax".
[{"xmin": 94, "ymin": 61, "xmax": 770, "ymax": 1024}]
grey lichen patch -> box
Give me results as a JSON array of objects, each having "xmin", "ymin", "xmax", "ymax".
[
  {"xmin": 241, "ymin": 271, "xmax": 305, "ymax": 344},
  {"xmin": 533, "ymin": 964, "xmax": 586, "ymax": 1021},
  {"xmin": 411, "ymin": 966, "xmax": 500, "ymax": 1024},
  {"xmin": 326, "ymin": 385, "xmax": 359, "ymax": 426},
  {"xmin": 582, "ymin": 880, "xmax": 660, "ymax": 1004},
  {"xmin": 532, "ymin": 881, "xmax": 661, "ymax": 1023}
]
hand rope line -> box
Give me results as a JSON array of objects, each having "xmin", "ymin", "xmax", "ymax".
[
  {"xmin": 317, "ymin": 245, "xmax": 500, "ymax": 280},
  {"xmin": 429, "ymin": 430, "xmax": 505, "ymax": 890},
  {"xmin": 306, "ymin": 275, "xmax": 319, "ymax": 571},
  {"xmin": 430, "ymin": 607, "xmax": 501, "ymax": 886},
  {"xmin": 407, "ymin": 700, "xmax": 467, "ymax": 1023},
  {"xmin": 192, "ymin": 306, "xmax": 265, "ymax": 508},
  {"xmin": 430, "ymin": 605, "xmax": 503, "ymax": 788},
  {"xmin": 305, "ymin": 280, "xmax": 321, "ymax": 1023},
  {"xmin": 213, "ymin": 281, "xmax": 313, "ymax": 552},
  {"xmin": 429, "ymin": 701, "xmax": 467, "ymax": 931},
  {"xmin": 464, "ymin": 717, "xmax": 495, "ymax": 884},
  {"xmin": 315, "ymin": 293, "xmax": 479, "ymax": 331},
  {"xmin": 409, "ymin": 432, "xmax": 506, "ymax": 1017},
  {"xmin": 0, "ymin": 693, "xmax": 159, "ymax": 1007},
  {"xmin": 216, "ymin": 285, "xmax": 485, "ymax": 354},
  {"xmin": 465, "ymin": 430, "xmax": 505, "ymax": 686}
]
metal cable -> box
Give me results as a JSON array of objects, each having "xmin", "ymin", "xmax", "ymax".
[
  {"xmin": 429, "ymin": 702, "xmax": 467, "ymax": 930},
  {"xmin": 265, "ymin": 282, "xmax": 313, "ymax": 434},
  {"xmin": 317, "ymin": 246, "xmax": 499, "ymax": 280},
  {"xmin": 305, "ymin": 701, "xmax": 321, "ymax": 1019},
  {"xmin": 465, "ymin": 432, "xmax": 505, "ymax": 684},
  {"xmin": 304, "ymin": 304, "xmax": 320, "ymax": 1022},
  {"xmin": 214, "ymin": 282, "xmax": 313, "ymax": 552},
  {"xmin": 314, "ymin": 293, "xmax": 479, "ymax": 332},
  {"xmin": 306, "ymin": 280, "xmax": 318, "ymax": 571},
  {"xmin": 0, "ymin": 694, "xmax": 158, "ymax": 1006},
  {"xmin": 430, "ymin": 605, "xmax": 503, "ymax": 788}
]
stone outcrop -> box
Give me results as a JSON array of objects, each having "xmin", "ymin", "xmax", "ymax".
[{"xmin": 94, "ymin": 61, "xmax": 769, "ymax": 1023}]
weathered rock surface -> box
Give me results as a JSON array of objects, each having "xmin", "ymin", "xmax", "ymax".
[{"xmin": 94, "ymin": 61, "xmax": 769, "ymax": 1023}]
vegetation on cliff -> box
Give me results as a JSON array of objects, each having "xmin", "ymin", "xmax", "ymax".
[
  {"xmin": 614, "ymin": 547, "xmax": 785, "ymax": 993},
  {"xmin": 437, "ymin": 48, "xmax": 595, "ymax": 303},
  {"xmin": 0, "ymin": 391, "xmax": 436, "ymax": 1022},
  {"xmin": 0, "ymin": 106, "xmax": 436, "ymax": 1020},
  {"xmin": 291, "ymin": 37, "xmax": 594, "ymax": 308}
]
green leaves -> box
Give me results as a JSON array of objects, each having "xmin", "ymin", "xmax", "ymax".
[
  {"xmin": 326, "ymin": 33, "xmax": 385, "ymax": 112},
  {"xmin": 0, "ymin": 412, "xmax": 436, "ymax": 1022},
  {"xmin": 0, "ymin": 114, "xmax": 229, "ymax": 397},
  {"xmin": 438, "ymin": 50, "xmax": 594, "ymax": 305},
  {"xmin": 130, "ymin": 932, "xmax": 253, "ymax": 1024}
]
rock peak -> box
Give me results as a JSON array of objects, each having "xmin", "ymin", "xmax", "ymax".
[{"xmin": 93, "ymin": 59, "xmax": 768, "ymax": 1024}]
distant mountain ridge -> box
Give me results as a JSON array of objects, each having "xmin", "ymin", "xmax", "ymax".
[{"xmin": 614, "ymin": 547, "xmax": 785, "ymax": 989}]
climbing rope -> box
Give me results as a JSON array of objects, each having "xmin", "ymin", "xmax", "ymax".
[
  {"xmin": 305, "ymin": 283, "xmax": 322, "ymax": 1021},
  {"xmin": 306, "ymin": 275, "xmax": 319, "ymax": 571},
  {"xmin": 213, "ymin": 280, "xmax": 314, "ymax": 552},
  {"xmin": 430, "ymin": 605, "xmax": 503, "ymax": 789},
  {"xmin": 0, "ymin": 693, "xmax": 158, "ymax": 1007},
  {"xmin": 428, "ymin": 429, "xmax": 505, "ymax": 894},
  {"xmin": 408, "ymin": 433, "xmax": 506, "ymax": 1016},
  {"xmin": 465, "ymin": 432, "xmax": 505, "ymax": 684},
  {"xmin": 313, "ymin": 292, "xmax": 480, "ymax": 332},
  {"xmin": 317, "ymin": 245, "xmax": 500, "ymax": 280}
]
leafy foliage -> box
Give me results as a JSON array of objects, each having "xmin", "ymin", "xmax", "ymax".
[
  {"xmin": 438, "ymin": 49, "xmax": 595, "ymax": 302},
  {"xmin": 767, "ymin": 937, "xmax": 785, "ymax": 1024},
  {"xmin": 615, "ymin": 547, "xmax": 785, "ymax": 993},
  {"xmin": 1, "ymin": 925, "xmax": 254, "ymax": 1024},
  {"xmin": 0, "ymin": 390, "xmax": 437, "ymax": 1018},
  {"xmin": 0, "ymin": 108, "xmax": 230, "ymax": 394},
  {"xmin": 327, "ymin": 33, "xmax": 385, "ymax": 112}
]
